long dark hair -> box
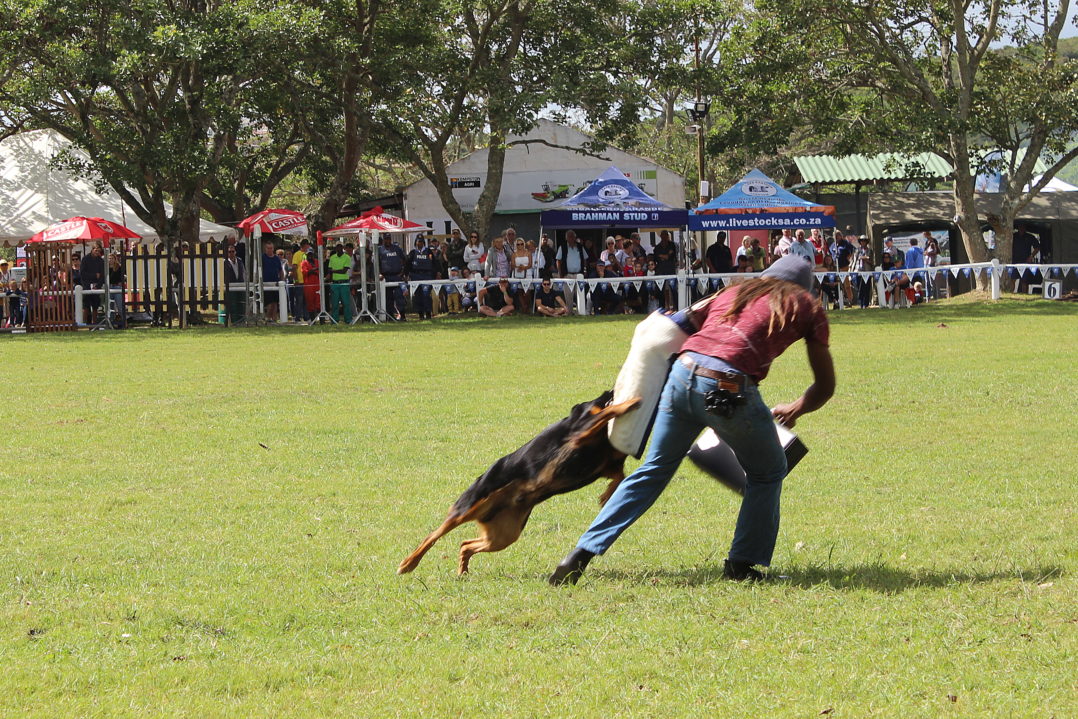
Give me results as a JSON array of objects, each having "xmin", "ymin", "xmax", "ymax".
[{"xmin": 717, "ymin": 276, "xmax": 812, "ymax": 335}]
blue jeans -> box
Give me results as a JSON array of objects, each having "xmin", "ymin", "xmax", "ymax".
[{"xmin": 577, "ymin": 359, "xmax": 788, "ymax": 566}]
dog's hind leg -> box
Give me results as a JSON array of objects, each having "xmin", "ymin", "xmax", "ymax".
[
  {"xmin": 457, "ymin": 505, "xmax": 534, "ymax": 575},
  {"xmin": 398, "ymin": 514, "xmax": 468, "ymax": 574}
]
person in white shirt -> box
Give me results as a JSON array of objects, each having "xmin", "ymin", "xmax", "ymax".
[
  {"xmin": 462, "ymin": 232, "xmax": 484, "ymax": 275},
  {"xmin": 788, "ymin": 234, "xmax": 816, "ymax": 264},
  {"xmin": 777, "ymin": 228, "xmax": 794, "ymax": 256}
]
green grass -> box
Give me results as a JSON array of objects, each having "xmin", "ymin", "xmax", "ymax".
[{"xmin": 2, "ymin": 299, "xmax": 1076, "ymax": 717}]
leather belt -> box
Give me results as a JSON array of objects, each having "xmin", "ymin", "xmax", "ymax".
[{"xmin": 678, "ymin": 354, "xmax": 751, "ymax": 390}]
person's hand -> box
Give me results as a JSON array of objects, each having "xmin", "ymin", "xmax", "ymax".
[{"xmin": 771, "ymin": 402, "xmax": 801, "ymax": 428}]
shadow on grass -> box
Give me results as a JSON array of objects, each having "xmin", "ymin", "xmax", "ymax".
[{"xmin": 593, "ymin": 563, "xmax": 1065, "ymax": 593}]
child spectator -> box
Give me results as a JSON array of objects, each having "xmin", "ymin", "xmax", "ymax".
[{"xmin": 442, "ymin": 267, "xmax": 463, "ymax": 314}]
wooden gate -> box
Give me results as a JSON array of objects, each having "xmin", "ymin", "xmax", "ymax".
[
  {"xmin": 126, "ymin": 242, "xmax": 226, "ymax": 325},
  {"xmin": 26, "ymin": 244, "xmax": 77, "ymax": 332}
]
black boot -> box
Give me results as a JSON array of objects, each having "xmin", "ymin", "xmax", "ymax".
[
  {"xmin": 548, "ymin": 548, "xmax": 595, "ymax": 586},
  {"xmin": 723, "ymin": 558, "xmax": 765, "ymax": 582}
]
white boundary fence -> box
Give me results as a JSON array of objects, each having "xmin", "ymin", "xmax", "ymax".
[
  {"xmin": 27, "ymin": 260, "xmax": 1075, "ymax": 332},
  {"xmin": 375, "ymin": 260, "xmax": 1078, "ymax": 318}
]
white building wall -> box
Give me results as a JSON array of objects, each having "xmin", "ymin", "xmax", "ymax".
[{"xmin": 403, "ymin": 119, "xmax": 686, "ymax": 229}]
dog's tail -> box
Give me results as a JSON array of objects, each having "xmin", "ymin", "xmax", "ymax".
[
  {"xmin": 397, "ymin": 514, "xmax": 467, "ymax": 574},
  {"xmin": 570, "ymin": 396, "xmax": 642, "ymax": 447}
]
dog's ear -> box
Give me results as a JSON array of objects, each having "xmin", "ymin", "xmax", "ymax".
[{"xmin": 570, "ymin": 396, "xmax": 641, "ymax": 446}]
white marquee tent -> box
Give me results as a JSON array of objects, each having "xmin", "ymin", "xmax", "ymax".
[{"xmin": 0, "ymin": 129, "xmax": 237, "ymax": 247}]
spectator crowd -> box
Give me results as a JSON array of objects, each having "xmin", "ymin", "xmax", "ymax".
[{"xmin": 213, "ymin": 225, "xmax": 963, "ymax": 323}]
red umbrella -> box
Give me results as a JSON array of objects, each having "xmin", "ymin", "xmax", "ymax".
[
  {"xmin": 324, "ymin": 206, "xmax": 428, "ymax": 237},
  {"xmin": 238, "ymin": 208, "xmax": 308, "ymax": 237},
  {"xmin": 28, "ymin": 216, "xmax": 141, "ymax": 246}
]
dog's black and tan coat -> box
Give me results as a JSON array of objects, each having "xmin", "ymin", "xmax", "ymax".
[{"xmin": 398, "ymin": 391, "xmax": 640, "ymax": 575}]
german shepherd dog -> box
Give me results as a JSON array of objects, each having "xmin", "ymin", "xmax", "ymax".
[{"xmin": 398, "ymin": 391, "xmax": 640, "ymax": 575}]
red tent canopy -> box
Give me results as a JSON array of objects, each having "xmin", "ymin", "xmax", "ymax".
[
  {"xmin": 28, "ymin": 216, "xmax": 141, "ymax": 245},
  {"xmin": 324, "ymin": 207, "xmax": 428, "ymax": 237},
  {"xmin": 238, "ymin": 209, "xmax": 308, "ymax": 237}
]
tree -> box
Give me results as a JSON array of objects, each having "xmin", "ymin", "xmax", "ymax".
[
  {"xmin": 0, "ymin": 0, "xmax": 268, "ymax": 253},
  {"xmin": 376, "ymin": 0, "xmax": 644, "ymax": 241},
  {"xmin": 762, "ymin": 0, "xmax": 1078, "ymax": 269}
]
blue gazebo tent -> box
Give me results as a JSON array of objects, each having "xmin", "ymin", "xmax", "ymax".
[
  {"xmin": 689, "ymin": 169, "xmax": 836, "ymax": 231},
  {"xmin": 541, "ymin": 166, "xmax": 688, "ymax": 228}
]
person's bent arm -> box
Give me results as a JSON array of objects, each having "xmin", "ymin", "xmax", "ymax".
[{"xmin": 772, "ymin": 340, "xmax": 835, "ymax": 428}]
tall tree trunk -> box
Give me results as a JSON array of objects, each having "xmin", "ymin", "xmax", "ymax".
[{"xmin": 472, "ymin": 128, "xmax": 508, "ymax": 242}]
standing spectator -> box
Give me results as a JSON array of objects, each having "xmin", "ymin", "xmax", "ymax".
[
  {"xmin": 445, "ymin": 229, "xmax": 466, "ymax": 272},
  {"xmin": 831, "ymin": 231, "xmax": 855, "ymax": 304},
  {"xmin": 882, "ymin": 236, "xmax": 900, "ymax": 262},
  {"xmin": 261, "ymin": 241, "xmax": 283, "ymax": 320},
  {"xmin": 556, "ymin": 230, "xmax": 587, "ymax": 277},
  {"xmin": 407, "ymin": 236, "xmax": 437, "ymax": 320},
  {"xmin": 69, "ymin": 253, "xmax": 82, "ymax": 288},
  {"xmin": 81, "ymin": 245, "xmax": 104, "ymax": 323},
  {"xmin": 642, "ymin": 257, "xmax": 663, "ymax": 312},
  {"xmin": 808, "ymin": 228, "xmax": 826, "ymax": 266},
  {"xmin": 223, "ymin": 243, "xmax": 246, "ymax": 324},
  {"xmin": 428, "ymin": 237, "xmax": 447, "ymax": 279},
  {"xmin": 819, "ymin": 253, "xmax": 840, "ymax": 309},
  {"xmin": 427, "ymin": 236, "xmax": 447, "ymax": 315},
  {"xmin": 106, "ymin": 250, "xmax": 127, "ymax": 327},
  {"xmin": 904, "ymin": 237, "xmax": 924, "ymax": 270},
  {"xmin": 788, "ymin": 231, "xmax": 816, "ymax": 264},
  {"xmin": 767, "ymin": 234, "xmax": 782, "ymax": 265},
  {"xmin": 326, "ymin": 243, "xmax": 353, "ymax": 323},
  {"xmin": 652, "ymin": 231, "xmax": 676, "ymax": 274},
  {"xmin": 301, "ymin": 251, "xmax": 321, "ymax": 318},
  {"xmin": 652, "ymin": 230, "xmax": 677, "ymax": 309},
  {"xmin": 276, "ymin": 248, "xmax": 293, "ymax": 318},
  {"xmin": 923, "ymin": 234, "xmax": 940, "ymax": 267},
  {"xmin": 748, "ymin": 238, "xmax": 767, "ymax": 271},
  {"xmin": 510, "ymin": 237, "xmax": 532, "ymax": 278},
  {"xmin": 478, "ymin": 278, "xmax": 515, "ymax": 317},
  {"xmin": 539, "ymin": 234, "xmax": 556, "ymax": 280},
  {"xmin": 463, "ymin": 232, "xmax": 484, "ymax": 275},
  {"xmin": 628, "ymin": 232, "xmax": 648, "ymax": 260},
  {"xmin": 734, "ymin": 235, "xmax": 751, "ymax": 262},
  {"xmin": 599, "ymin": 236, "xmax": 619, "ymax": 266},
  {"xmin": 534, "ymin": 277, "xmax": 568, "ymax": 316},
  {"xmin": 378, "ymin": 235, "xmax": 407, "ymax": 321},
  {"xmin": 527, "ymin": 239, "xmax": 545, "ymax": 280},
  {"xmin": 0, "ymin": 258, "xmax": 8, "ymax": 326},
  {"xmin": 776, "ymin": 228, "xmax": 794, "ymax": 256},
  {"xmin": 832, "ymin": 231, "xmax": 854, "ymax": 270},
  {"xmin": 291, "ymin": 239, "xmax": 311, "ymax": 321},
  {"xmin": 582, "ymin": 236, "xmax": 602, "ymax": 275},
  {"xmin": 706, "ymin": 232, "xmax": 735, "ymax": 274},
  {"xmin": 483, "ymin": 234, "xmax": 513, "ymax": 279}
]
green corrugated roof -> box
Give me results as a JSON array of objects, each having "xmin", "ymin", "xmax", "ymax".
[
  {"xmin": 794, "ymin": 153, "xmax": 952, "ymax": 184},
  {"xmin": 794, "ymin": 151, "xmax": 1050, "ymax": 185}
]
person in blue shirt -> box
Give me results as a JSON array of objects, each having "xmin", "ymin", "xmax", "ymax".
[
  {"xmin": 407, "ymin": 237, "xmax": 437, "ymax": 319},
  {"xmin": 904, "ymin": 237, "xmax": 925, "ymax": 270},
  {"xmin": 378, "ymin": 235, "xmax": 408, "ymax": 321}
]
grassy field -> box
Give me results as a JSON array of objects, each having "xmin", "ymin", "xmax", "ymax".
[{"xmin": 2, "ymin": 298, "xmax": 1076, "ymax": 717}]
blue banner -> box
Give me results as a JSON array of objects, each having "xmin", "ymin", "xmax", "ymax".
[
  {"xmin": 542, "ymin": 208, "xmax": 688, "ymax": 228},
  {"xmin": 689, "ymin": 211, "xmax": 836, "ymax": 231}
]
